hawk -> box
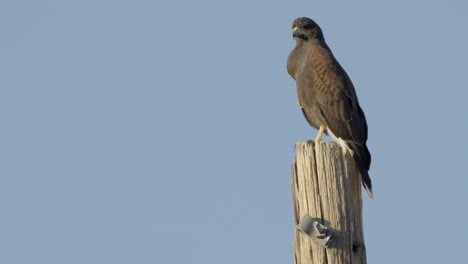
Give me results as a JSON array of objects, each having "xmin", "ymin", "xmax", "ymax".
[{"xmin": 287, "ymin": 17, "xmax": 373, "ymax": 197}]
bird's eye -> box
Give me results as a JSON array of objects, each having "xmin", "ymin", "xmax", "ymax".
[{"xmin": 303, "ymin": 25, "xmax": 312, "ymax": 30}]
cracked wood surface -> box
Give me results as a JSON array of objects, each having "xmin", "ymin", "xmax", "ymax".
[{"xmin": 291, "ymin": 141, "xmax": 366, "ymax": 264}]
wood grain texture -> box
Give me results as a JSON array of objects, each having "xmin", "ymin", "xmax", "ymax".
[{"xmin": 292, "ymin": 141, "xmax": 366, "ymax": 264}]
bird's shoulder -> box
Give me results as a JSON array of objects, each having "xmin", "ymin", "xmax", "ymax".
[
  {"xmin": 301, "ymin": 44, "xmax": 346, "ymax": 97},
  {"xmin": 307, "ymin": 45, "xmax": 333, "ymax": 67}
]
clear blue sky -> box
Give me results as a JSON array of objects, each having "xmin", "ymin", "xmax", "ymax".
[{"xmin": 1, "ymin": 1, "xmax": 467, "ymax": 263}]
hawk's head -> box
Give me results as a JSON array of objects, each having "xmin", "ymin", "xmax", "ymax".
[{"xmin": 291, "ymin": 17, "xmax": 324, "ymax": 41}]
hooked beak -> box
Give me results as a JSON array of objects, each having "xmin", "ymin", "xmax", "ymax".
[{"xmin": 292, "ymin": 26, "xmax": 306, "ymax": 38}]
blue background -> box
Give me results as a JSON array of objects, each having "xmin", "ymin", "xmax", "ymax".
[{"xmin": 1, "ymin": 1, "xmax": 467, "ymax": 263}]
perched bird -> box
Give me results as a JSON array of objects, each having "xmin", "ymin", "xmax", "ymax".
[{"xmin": 287, "ymin": 17, "xmax": 373, "ymax": 198}]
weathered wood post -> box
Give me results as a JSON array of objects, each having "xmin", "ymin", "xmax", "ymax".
[{"xmin": 291, "ymin": 140, "xmax": 367, "ymax": 264}]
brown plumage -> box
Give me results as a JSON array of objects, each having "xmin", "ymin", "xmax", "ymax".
[{"xmin": 287, "ymin": 17, "xmax": 373, "ymax": 197}]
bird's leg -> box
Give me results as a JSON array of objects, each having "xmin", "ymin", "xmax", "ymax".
[{"xmin": 315, "ymin": 126, "xmax": 325, "ymax": 142}]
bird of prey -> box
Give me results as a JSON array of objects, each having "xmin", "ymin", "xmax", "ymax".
[{"xmin": 287, "ymin": 17, "xmax": 373, "ymax": 198}]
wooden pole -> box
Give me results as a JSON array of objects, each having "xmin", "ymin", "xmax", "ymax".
[{"xmin": 291, "ymin": 141, "xmax": 366, "ymax": 264}]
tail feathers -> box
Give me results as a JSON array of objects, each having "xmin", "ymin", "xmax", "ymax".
[
  {"xmin": 360, "ymin": 170, "xmax": 373, "ymax": 198},
  {"xmin": 349, "ymin": 143, "xmax": 373, "ymax": 198}
]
